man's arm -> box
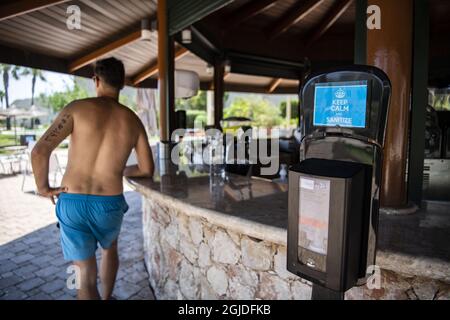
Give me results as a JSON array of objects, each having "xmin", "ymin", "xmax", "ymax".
[
  {"xmin": 123, "ymin": 121, "xmax": 154, "ymax": 178},
  {"xmin": 31, "ymin": 105, "xmax": 73, "ymax": 203}
]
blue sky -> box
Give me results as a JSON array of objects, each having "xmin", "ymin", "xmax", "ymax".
[{"xmin": 0, "ymin": 70, "xmax": 74, "ymax": 104}]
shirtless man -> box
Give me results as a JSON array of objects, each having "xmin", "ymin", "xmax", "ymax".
[{"xmin": 31, "ymin": 57, "xmax": 154, "ymax": 300}]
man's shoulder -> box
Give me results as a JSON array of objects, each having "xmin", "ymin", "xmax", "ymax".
[
  {"xmin": 66, "ymin": 97, "xmax": 122, "ymax": 113},
  {"xmin": 64, "ymin": 98, "xmax": 97, "ymax": 111},
  {"xmin": 65, "ymin": 98, "xmax": 139, "ymax": 122},
  {"xmin": 70, "ymin": 97, "xmax": 99, "ymax": 106},
  {"xmin": 115, "ymin": 102, "xmax": 139, "ymax": 119}
]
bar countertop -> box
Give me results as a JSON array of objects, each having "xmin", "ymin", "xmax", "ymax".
[
  {"xmin": 126, "ymin": 164, "xmax": 289, "ymax": 246},
  {"xmin": 125, "ymin": 164, "xmax": 450, "ymax": 282}
]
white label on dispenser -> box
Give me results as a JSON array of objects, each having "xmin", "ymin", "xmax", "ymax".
[
  {"xmin": 300, "ymin": 178, "xmax": 315, "ymax": 190},
  {"xmin": 298, "ymin": 177, "xmax": 331, "ymax": 255}
]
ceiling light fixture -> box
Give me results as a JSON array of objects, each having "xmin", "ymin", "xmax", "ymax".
[
  {"xmin": 224, "ymin": 60, "xmax": 231, "ymax": 74},
  {"xmin": 181, "ymin": 28, "xmax": 192, "ymax": 44},
  {"xmin": 206, "ymin": 64, "xmax": 213, "ymax": 75},
  {"xmin": 141, "ymin": 18, "xmax": 152, "ymax": 41}
]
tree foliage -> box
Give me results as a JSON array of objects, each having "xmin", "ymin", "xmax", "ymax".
[
  {"xmin": 0, "ymin": 90, "xmax": 5, "ymax": 108},
  {"xmin": 0, "ymin": 64, "xmax": 22, "ymax": 109},
  {"xmin": 176, "ymin": 91, "xmax": 230, "ymax": 112},
  {"xmin": 176, "ymin": 91, "xmax": 229, "ymax": 128},
  {"xmin": 224, "ymin": 96, "xmax": 282, "ymax": 127},
  {"xmin": 176, "ymin": 91, "xmax": 207, "ymax": 111},
  {"xmin": 21, "ymin": 68, "xmax": 47, "ymax": 105},
  {"xmin": 279, "ymin": 99, "xmax": 299, "ymax": 119},
  {"xmin": 40, "ymin": 79, "xmax": 89, "ymax": 112},
  {"xmin": 119, "ymin": 94, "xmax": 137, "ymax": 111},
  {"xmin": 186, "ymin": 110, "xmax": 206, "ymax": 128},
  {"xmin": 1, "ymin": 64, "xmax": 23, "ymax": 129}
]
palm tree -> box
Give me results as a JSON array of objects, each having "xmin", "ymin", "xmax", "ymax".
[
  {"xmin": 0, "ymin": 90, "xmax": 5, "ymax": 109},
  {"xmin": 22, "ymin": 68, "xmax": 47, "ymax": 129},
  {"xmin": 0, "ymin": 64, "xmax": 21, "ymax": 130},
  {"xmin": 22, "ymin": 68, "xmax": 46, "ymax": 106}
]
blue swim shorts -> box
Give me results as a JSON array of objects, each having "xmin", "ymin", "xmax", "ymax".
[{"xmin": 56, "ymin": 193, "xmax": 129, "ymax": 261}]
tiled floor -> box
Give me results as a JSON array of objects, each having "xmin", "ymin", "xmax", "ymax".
[
  {"xmin": 0, "ymin": 174, "xmax": 154, "ymax": 300},
  {"xmin": 379, "ymin": 201, "xmax": 450, "ymax": 261}
]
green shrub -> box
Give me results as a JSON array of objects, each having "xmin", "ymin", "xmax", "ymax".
[
  {"xmin": 279, "ymin": 100, "xmax": 299, "ymax": 118},
  {"xmin": 185, "ymin": 110, "xmax": 206, "ymax": 128},
  {"xmin": 224, "ymin": 96, "xmax": 283, "ymax": 128}
]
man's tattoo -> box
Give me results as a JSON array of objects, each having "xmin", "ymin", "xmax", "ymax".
[{"xmin": 44, "ymin": 114, "xmax": 71, "ymax": 142}]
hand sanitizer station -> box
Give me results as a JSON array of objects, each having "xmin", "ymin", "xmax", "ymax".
[{"xmin": 287, "ymin": 66, "xmax": 391, "ymax": 299}]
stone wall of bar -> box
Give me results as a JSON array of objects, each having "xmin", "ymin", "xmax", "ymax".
[
  {"xmin": 142, "ymin": 197, "xmax": 312, "ymax": 299},
  {"xmin": 141, "ymin": 196, "xmax": 450, "ymax": 300}
]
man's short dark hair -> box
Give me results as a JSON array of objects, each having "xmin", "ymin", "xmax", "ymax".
[{"xmin": 93, "ymin": 57, "xmax": 125, "ymax": 90}]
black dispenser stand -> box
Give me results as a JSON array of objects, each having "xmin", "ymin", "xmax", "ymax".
[
  {"xmin": 287, "ymin": 66, "xmax": 392, "ymax": 300},
  {"xmin": 311, "ymin": 284, "xmax": 344, "ymax": 300}
]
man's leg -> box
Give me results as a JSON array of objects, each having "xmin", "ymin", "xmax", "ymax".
[
  {"xmin": 100, "ymin": 239, "xmax": 119, "ymax": 300},
  {"xmin": 73, "ymin": 256, "xmax": 100, "ymax": 300}
]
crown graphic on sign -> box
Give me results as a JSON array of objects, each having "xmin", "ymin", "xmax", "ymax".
[{"xmin": 335, "ymin": 88, "xmax": 346, "ymax": 99}]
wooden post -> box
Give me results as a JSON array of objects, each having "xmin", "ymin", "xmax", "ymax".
[
  {"xmin": 158, "ymin": 0, "xmax": 175, "ymax": 143},
  {"xmin": 366, "ymin": 0, "xmax": 414, "ymax": 207},
  {"xmin": 408, "ymin": 0, "xmax": 429, "ymax": 206},
  {"xmin": 213, "ymin": 60, "xmax": 225, "ymax": 129},
  {"xmin": 354, "ymin": 0, "xmax": 367, "ymax": 65}
]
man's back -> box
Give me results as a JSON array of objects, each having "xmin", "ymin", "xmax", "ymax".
[
  {"xmin": 31, "ymin": 57, "xmax": 154, "ymax": 300},
  {"xmin": 61, "ymin": 97, "xmax": 142, "ymax": 195}
]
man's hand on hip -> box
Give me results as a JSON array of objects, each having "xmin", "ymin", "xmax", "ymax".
[{"xmin": 38, "ymin": 186, "xmax": 68, "ymax": 205}]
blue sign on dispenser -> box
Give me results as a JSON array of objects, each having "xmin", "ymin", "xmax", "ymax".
[{"xmin": 313, "ymin": 81, "xmax": 368, "ymax": 128}]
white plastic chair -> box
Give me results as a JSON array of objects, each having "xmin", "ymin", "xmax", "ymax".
[
  {"xmin": 0, "ymin": 156, "xmax": 15, "ymax": 175},
  {"xmin": 48, "ymin": 153, "xmax": 64, "ymax": 187},
  {"xmin": 21, "ymin": 141, "xmax": 37, "ymax": 172},
  {"xmin": 21, "ymin": 144, "xmax": 63, "ymax": 192}
]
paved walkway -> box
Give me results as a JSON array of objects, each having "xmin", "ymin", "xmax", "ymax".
[{"xmin": 0, "ymin": 174, "xmax": 154, "ymax": 300}]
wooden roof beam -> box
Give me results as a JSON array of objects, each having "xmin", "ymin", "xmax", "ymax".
[
  {"xmin": 267, "ymin": 78, "xmax": 282, "ymax": 93},
  {"xmin": 224, "ymin": 0, "xmax": 278, "ymax": 30},
  {"xmin": 267, "ymin": 0, "xmax": 326, "ymax": 40},
  {"xmin": 131, "ymin": 61, "xmax": 158, "ymax": 86},
  {"xmin": 68, "ymin": 29, "xmax": 145, "ymax": 73},
  {"xmin": 306, "ymin": 0, "xmax": 354, "ymax": 46},
  {"xmin": 0, "ymin": 0, "xmax": 69, "ymax": 22},
  {"xmin": 200, "ymin": 81, "xmax": 298, "ymax": 94},
  {"xmin": 131, "ymin": 47, "xmax": 188, "ymax": 85}
]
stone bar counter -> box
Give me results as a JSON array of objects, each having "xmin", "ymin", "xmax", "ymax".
[{"xmin": 126, "ymin": 164, "xmax": 450, "ymax": 300}]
